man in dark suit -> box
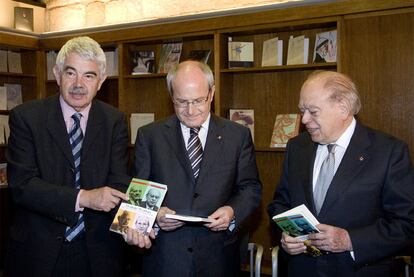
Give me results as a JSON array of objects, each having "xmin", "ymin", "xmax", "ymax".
[
  {"xmin": 5, "ymin": 36, "xmax": 151, "ymax": 277},
  {"xmin": 132, "ymin": 60, "xmax": 262, "ymax": 277},
  {"xmin": 139, "ymin": 188, "xmax": 161, "ymax": 211},
  {"xmin": 267, "ymin": 70, "xmax": 414, "ymax": 277}
]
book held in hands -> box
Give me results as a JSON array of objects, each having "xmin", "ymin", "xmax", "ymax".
[
  {"xmin": 272, "ymin": 204, "xmax": 320, "ymax": 241},
  {"xmin": 270, "ymin": 114, "xmax": 301, "ymax": 148},
  {"xmin": 313, "ymin": 30, "xmax": 337, "ymax": 63},
  {"xmin": 110, "ymin": 178, "xmax": 167, "ymax": 235},
  {"xmin": 229, "ymin": 109, "xmax": 254, "ymax": 142}
]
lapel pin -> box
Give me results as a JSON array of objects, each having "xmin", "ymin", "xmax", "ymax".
[
  {"xmin": 217, "ymin": 135, "xmax": 222, "ymax": 140},
  {"xmin": 359, "ymin": 156, "xmax": 364, "ymax": 161}
]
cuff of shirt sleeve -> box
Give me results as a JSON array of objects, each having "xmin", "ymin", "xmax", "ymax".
[{"xmin": 75, "ymin": 189, "xmax": 84, "ymax": 212}]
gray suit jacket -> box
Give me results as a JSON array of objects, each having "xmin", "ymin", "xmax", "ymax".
[
  {"xmin": 6, "ymin": 94, "xmax": 130, "ymax": 277},
  {"xmin": 268, "ymin": 122, "xmax": 414, "ymax": 277},
  {"xmin": 132, "ymin": 114, "xmax": 262, "ymax": 277}
]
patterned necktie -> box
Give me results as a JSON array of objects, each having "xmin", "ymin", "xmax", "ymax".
[
  {"xmin": 187, "ymin": 127, "xmax": 203, "ymax": 179},
  {"xmin": 65, "ymin": 113, "xmax": 85, "ymax": 241},
  {"xmin": 314, "ymin": 144, "xmax": 336, "ymax": 214}
]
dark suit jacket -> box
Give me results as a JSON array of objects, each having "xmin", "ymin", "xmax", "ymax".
[
  {"xmin": 132, "ymin": 114, "xmax": 262, "ymax": 277},
  {"xmin": 5, "ymin": 94, "xmax": 130, "ymax": 277},
  {"xmin": 267, "ymin": 122, "xmax": 414, "ymax": 277}
]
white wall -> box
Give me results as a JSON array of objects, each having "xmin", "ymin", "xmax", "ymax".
[{"xmin": 0, "ymin": 0, "xmax": 45, "ymax": 33}]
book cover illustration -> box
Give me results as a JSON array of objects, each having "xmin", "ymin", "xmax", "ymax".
[
  {"xmin": 313, "ymin": 30, "xmax": 337, "ymax": 63},
  {"xmin": 187, "ymin": 50, "xmax": 212, "ymax": 64},
  {"xmin": 130, "ymin": 113, "xmax": 155, "ymax": 144},
  {"xmin": 4, "ymin": 83, "xmax": 23, "ymax": 110},
  {"xmin": 228, "ymin": 40, "xmax": 254, "ymax": 68},
  {"xmin": 14, "ymin": 7, "xmax": 34, "ymax": 32},
  {"xmin": 287, "ymin": 35, "xmax": 309, "ymax": 65},
  {"xmin": 270, "ymin": 114, "xmax": 301, "ymax": 148},
  {"xmin": 110, "ymin": 178, "xmax": 167, "ymax": 235},
  {"xmin": 157, "ymin": 42, "xmax": 183, "ymax": 73},
  {"xmin": 262, "ymin": 37, "xmax": 283, "ymax": 67},
  {"xmin": 229, "ymin": 109, "xmax": 254, "ymax": 142},
  {"xmin": 272, "ymin": 204, "xmax": 320, "ymax": 241},
  {"xmin": 132, "ymin": 51, "xmax": 155, "ymax": 74}
]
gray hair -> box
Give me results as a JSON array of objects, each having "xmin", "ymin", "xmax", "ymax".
[
  {"xmin": 304, "ymin": 70, "xmax": 361, "ymax": 115},
  {"xmin": 55, "ymin": 36, "xmax": 106, "ymax": 77},
  {"xmin": 166, "ymin": 61, "xmax": 214, "ymax": 97}
]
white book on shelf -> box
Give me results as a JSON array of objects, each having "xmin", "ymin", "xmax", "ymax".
[
  {"xmin": 7, "ymin": 51, "xmax": 23, "ymax": 73},
  {"xmin": 287, "ymin": 35, "xmax": 309, "ymax": 65},
  {"xmin": 262, "ymin": 37, "xmax": 283, "ymax": 66},
  {"xmin": 0, "ymin": 86, "xmax": 7, "ymax": 110},
  {"xmin": 105, "ymin": 50, "xmax": 118, "ymax": 76},
  {"xmin": 46, "ymin": 51, "xmax": 57, "ymax": 80},
  {"xmin": 5, "ymin": 83, "xmax": 23, "ymax": 110},
  {"xmin": 130, "ymin": 113, "xmax": 155, "ymax": 144},
  {"xmin": 0, "ymin": 50, "xmax": 7, "ymax": 72}
]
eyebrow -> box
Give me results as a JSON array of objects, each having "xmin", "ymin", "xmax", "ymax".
[{"xmin": 63, "ymin": 66, "xmax": 98, "ymax": 76}]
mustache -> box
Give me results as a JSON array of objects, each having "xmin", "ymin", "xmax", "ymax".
[{"xmin": 69, "ymin": 87, "xmax": 86, "ymax": 95}]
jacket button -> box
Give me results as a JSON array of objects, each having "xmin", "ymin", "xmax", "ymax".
[
  {"xmin": 187, "ymin": 247, "xmax": 193, "ymax": 253},
  {"xmin": 193, "ymin": 193, "xmax": 199, "ymax": 198}
]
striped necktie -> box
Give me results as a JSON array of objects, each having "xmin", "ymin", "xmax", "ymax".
[
  {"xmin": 314, "ymin": 144, "xmax": 336, "ymax": 214},
  {"xmin": 187, "ymin": 127, "xmax": 203, "ymax": 179},
  {"xmin": 65, "ymin": 113, "xmax": 85, "ymax": 241}
]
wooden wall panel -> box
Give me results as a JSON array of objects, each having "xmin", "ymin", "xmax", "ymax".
[{"xmin": 341, "ymin": 10, "xmax": 414, "ymax": 158}]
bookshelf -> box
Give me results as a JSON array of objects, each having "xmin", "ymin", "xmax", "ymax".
[{"xmin": 2, "ymin": 0, "xmax": 414, "ymax": 272}]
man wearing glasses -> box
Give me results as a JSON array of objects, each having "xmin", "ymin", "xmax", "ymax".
[{"xmin": 131, "ymin": 60, "xmax": 262, "ymax": 277}]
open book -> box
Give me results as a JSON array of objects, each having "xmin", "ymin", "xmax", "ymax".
[
  {"xmin": 272, "ymin": 204, "xmax": 320, "ymax": 241},
  {"xmin": 165, "ymin": 214, "xmax": 211, "ymax": 223},
  {"xmin": 110, "ymin": 178, "xmax": 167, "ymax": 235}
]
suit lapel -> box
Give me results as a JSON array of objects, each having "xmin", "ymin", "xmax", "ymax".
[
  {"xmin": 46, "ymin": 95, "xmax": 74, "ymax": 166},
  {"xmin": 319, "ymin": 123, "xmax": 371, "ymax": 217},
  {"xmin": 82, "ymin": 101, "xmax": 104, "ymax": 157},
  {"xmin": 196, "ymin": 115, "xmax": 223, "ymax": 185},
  {"xmin": 301, "ymin": 141, "xmax": 318, "ymax": 214},
  {"xmin": 162, "ymin": 116, "xmax": 195, "ymax": 181}
]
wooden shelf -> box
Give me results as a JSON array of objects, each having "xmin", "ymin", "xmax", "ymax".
[
  {"xmin": 221, "ymin": 62, "xmax": 336, "ymax": 73},
  {"xmin": 125, "ymin": 73, "xmax": 167, "ymax": 79},
  {"xmin": 255, "ymin": 146, "xmax": 286, "ymax": 152},
  {"xmin": 0, "ymin": 72, "xmax": 36, "ymax": 78}
]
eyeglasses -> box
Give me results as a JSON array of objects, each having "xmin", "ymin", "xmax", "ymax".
[{"xmin": 172, "ymin": 93, "xmax": 210, "ymax": 108}]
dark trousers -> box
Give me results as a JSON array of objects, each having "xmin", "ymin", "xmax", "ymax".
[{"xmin": 52, "ymin": 238, "xmax": 91, "ymax": 277}]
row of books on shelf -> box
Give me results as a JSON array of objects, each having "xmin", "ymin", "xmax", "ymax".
[
  {"xmin": 228, "ymin": 30, "xmax": 337, "ymax": 68},
  {"xmin": 46, "ymin": 49, "xmax": 119, "ymax": 80},
  {"xmin": 0, "ymin": 50, "xmax": 23, "ymax": 74},
  {"xmin": 132, "ymin": 43, "xmax": 211, "ymax": 75},
  {"xmin": 129, "ymin": 111, "xmax": 301, "ymax": 148}
]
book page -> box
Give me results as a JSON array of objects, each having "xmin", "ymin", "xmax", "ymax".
[
  {"xmin": 165, "ymin": 214, "xmax": 211, "ymax": 222},
  {"xmin": 0, "ymin": 87, "xmax": 7, "ymax": 110},
  {"xmin": 287, "ymin": 36, "xmax": 307, "ymax": 65}
]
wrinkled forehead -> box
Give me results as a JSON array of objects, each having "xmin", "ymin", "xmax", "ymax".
[{"xmin": 299, "ymin": 80, "xmax": 332, "ymax": 107}]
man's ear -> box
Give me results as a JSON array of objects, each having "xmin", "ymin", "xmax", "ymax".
[
  {"xmin": 338, "ymin": 100, "xmax": 351, "ymax": 119},
  {"xmin": 97, "ymin": 74, "xmax": 107, "ymax": 91}
]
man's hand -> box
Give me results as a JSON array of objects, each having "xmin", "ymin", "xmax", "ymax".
[
  {"xmin": 79, "ymin": 186, "xmax": 128, "ymax": 212},
  {"xmin": 123, "ymin": 228, "xmax": 155, "ymax": 249},
  {"xmin": 308, "ymin": 224, "xmax": 353, "ymax": 253},
  {"xmin": 280, "ymin": 232, "xmax": 307, "ymax": 255},
  {"xmin": 156, "ymin": 207, "xmax": 185, "ymax": 231},
  {"xmin": 206, "ymin": 205, "xmax": 234, "ymax": 231}
]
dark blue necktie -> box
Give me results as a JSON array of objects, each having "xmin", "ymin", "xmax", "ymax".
[
  {"xmin": 65, "ymin": 113, "xmax": 85, "ymax": 241},
  {"xmin": 187, "ymin": 127, "xmax": 203, "ymax": 179}
]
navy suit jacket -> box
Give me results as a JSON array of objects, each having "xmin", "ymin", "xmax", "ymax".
[
  {"xmin": 132, "ymin": 114, "xmax": 262, "ymax": 277},
  {"xmin": 268, "ymin": 122, "xmax": 414, "ymax": 277},
  {"xmin": 6, "ymin": 94, "xmax": 130, "ymax": 277}
]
